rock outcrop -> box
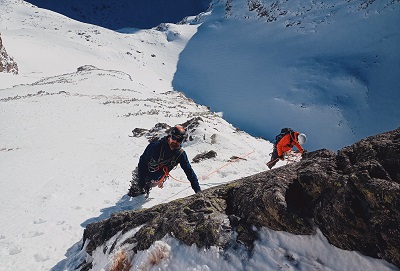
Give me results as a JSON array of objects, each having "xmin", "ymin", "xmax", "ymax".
[
  {"xmin": 82, "ymin": 127, "xmax": 400, "ymax": 268},
  {"xmin": 0, "ymin": 33, "xmax": 18, "ymax": 75}
]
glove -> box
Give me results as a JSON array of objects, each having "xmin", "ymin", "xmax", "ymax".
[{"xmin": 278, "ymin": 155, "xmax": 284, "ymax": 161}]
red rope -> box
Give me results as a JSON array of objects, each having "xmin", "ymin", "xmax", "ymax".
[
  {"xmin": 154, "ymin": 150, "xmax": 256, "ymax": 186},
  {"xmin": 202, "ymin": 150, "xmax": 255, "ymax": 180},
  {"xmin": 163, "ymin": 166, "xmax": 190, "ymax": 184},
  {"xmin": 168, "ymin": 173, "xmax": 190, "ymax": 183}
]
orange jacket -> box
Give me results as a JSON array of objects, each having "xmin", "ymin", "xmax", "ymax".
[{"xmin": 276, "ymin": 131, "xmax": 304, "ymax": 156}]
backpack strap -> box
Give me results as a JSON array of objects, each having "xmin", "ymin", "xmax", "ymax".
[
  {"xmin": 171, "ymin": 148, "xmax": 184, "ymax": 168},
  {"xmin": 148, "ymin": 143, "xmax": 165, "ymax": 172},
  {"xmin": 289, "ymin": 132, "xmax": 294, "ymax": 144}
]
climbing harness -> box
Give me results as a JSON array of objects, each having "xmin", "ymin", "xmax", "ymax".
[
  {"xmin": 149, "ymin": 166, "xmax": 170, "ymax": 189},
  {"xmin": 148, "ymin": 145, "xmax": 183, "ymax": 172},
  {"xmin": 148, "ymin": 151, "xmax": 188, "ymax": 190}
]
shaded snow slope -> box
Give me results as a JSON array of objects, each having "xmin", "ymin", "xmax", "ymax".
[{"xmin": 173, "ymin": 0, "xmax": 400, "ymax": 150}]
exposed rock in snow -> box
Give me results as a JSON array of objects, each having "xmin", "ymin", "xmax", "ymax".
[{"xmin": 0, "ymin": 33, "xmax": 18, "ymax": 75}]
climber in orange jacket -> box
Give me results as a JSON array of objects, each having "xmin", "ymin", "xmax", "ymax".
[{"xmin": 267, "ymin": 129, "xmax": 307, "ymax": 169}]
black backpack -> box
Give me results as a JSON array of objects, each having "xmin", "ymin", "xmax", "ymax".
[{"xmin": 274, "ymin": 127, "xmax": 294, "ymax": 145}]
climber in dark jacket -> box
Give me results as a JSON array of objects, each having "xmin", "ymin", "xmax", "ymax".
[{"xmin": 128, "ymin": 125, "xmax": 201, "ymax": 196}]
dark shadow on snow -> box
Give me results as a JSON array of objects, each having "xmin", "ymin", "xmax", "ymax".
[
  {"xmin": 80, "ymin": 194, "xmax": 147, "ymax": 227},
  {"xmin": 50, "ymin": 194, "xmax": 147, "ymax": 270}
]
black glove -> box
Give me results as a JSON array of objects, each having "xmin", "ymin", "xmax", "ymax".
[{"xmin": 278, "ymin": 155, "xmax": 284, "ymax": 160}]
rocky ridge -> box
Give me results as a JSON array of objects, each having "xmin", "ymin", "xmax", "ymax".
[{"xmin": 81, "ymin": 127, "xmax": 400, "ymax": 269}]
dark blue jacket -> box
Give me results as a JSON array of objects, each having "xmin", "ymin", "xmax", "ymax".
[{"xmin": 137, "ymin": 136, "xmax": 201, "ymax": 193}]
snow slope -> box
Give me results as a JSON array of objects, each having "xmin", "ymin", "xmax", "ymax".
[
  {"xmin": 0, "ymin": 0, "xmax": 199, "ymax": 91},
  {"xmin": 0, "ymin": 0, "xmax": 399, "ymax": 270},
  {"xmin": 173, "ymin": 0, "xmax": 400, "ymax": 150},
  {"xmin": 0, "ymin": 65, "xmax": 269, "ymax": 271}
]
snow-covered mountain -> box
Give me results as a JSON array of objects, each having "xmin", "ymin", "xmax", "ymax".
[
  {"xmin": 0, "ymin": 0, "xmax": 399, "ymax": 270},
  {"xmin": 3, "ymin": 0, "xmax": 400, "ymax": 150},
  {"xmin": 173, "ymin": 0, "xmax": 400, "ymax": 151}
]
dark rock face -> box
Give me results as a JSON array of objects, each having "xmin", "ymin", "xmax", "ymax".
[
  {"xmin": 192, "ymin": 150, "xmax": 217, "ymax": 163},
  {"xmin": 0, "ymin": 33, "xmax": 19, "ymax": 75},
  {"xmin": 315, "ymin": 129, "xmax": 400, "ymax": 265},
  {"xmin": 131, "ymin": 117, "xmax": 203, "ymax": 142},
  {"xmin": 82, "ymin": 127, "xmax": 400, "ymax": 268}
]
